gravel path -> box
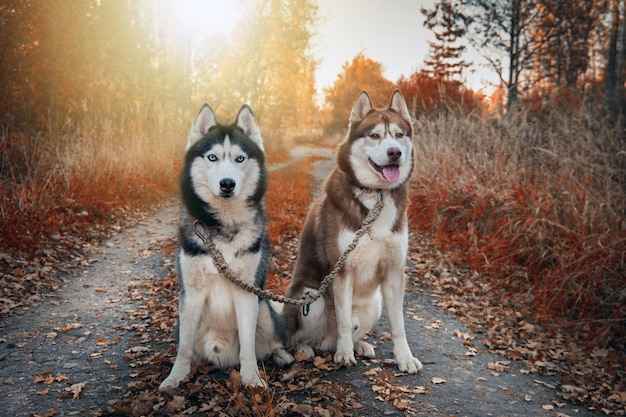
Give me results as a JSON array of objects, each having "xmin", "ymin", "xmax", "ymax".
[{"xmin": 0, "ymin": 147, "xmax": 597, "ymax": 416}]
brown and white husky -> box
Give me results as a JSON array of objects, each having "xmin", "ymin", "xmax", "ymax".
[{"xmin": 282, "ymin": 90, "xmax": 422, "ymax": 374}]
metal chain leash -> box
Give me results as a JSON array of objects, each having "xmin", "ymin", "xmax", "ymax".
[{"xmin": 192, "ymin": 189, "xmax": 384, "ymax": 308}]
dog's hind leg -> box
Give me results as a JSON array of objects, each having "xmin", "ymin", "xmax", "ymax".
[
  {"xmin": 160, "ymin": 291, "xmax": 205, "ymax": 390},
  {"xmin": 255, "ymin": 300, "xmax": 294, "ymax": 367},
  {"xmin": 353, "ymin": 293, "xmax": 382, "ymax": 358}
]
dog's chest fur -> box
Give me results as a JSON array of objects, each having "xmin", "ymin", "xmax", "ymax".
[
  {"xmin": 178, "ymin": 213, "xmax": 265, "ymax": 321},
  {"xmin": 334, "ymin": 188, "xmax": 408, "ymax": 290}
]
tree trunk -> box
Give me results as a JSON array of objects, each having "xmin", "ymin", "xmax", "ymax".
[
  {"xmin": 507, "ymin": 0, "xmax": 520, "ymax": 112},
  {"xmin": 605, "ymin": 0, "xmax": 619, "ymax": 113},
  {"xmin": 618, "ymin": 0, "xmax": 626, "ymax": 119}
]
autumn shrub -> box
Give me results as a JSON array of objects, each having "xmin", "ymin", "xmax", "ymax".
[
  {"xmin": 409, "ymin": 108, "xmax": 625, "ymax": 347},
  {"xmin": 265, "ymin": 156, "xmax": 321, "ymax": 293},
  {"xmin": 0, "ymin": 105, "xmax": 186, "ymax": 255}
]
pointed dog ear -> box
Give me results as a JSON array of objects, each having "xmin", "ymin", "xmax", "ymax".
[
  {"xmin": 349, "ymin": 91, "xmax": 373, "ymax": 126},
  {"xmin": 236, "ymin": 104, "xmax": 264, "ymax": 151},
  {"xmin": 187, "ymin": 104, "xmax": 217, "ymax": 150},
  {"xmin": 389, "ymin": 90, "xmax": 411, "ymax": 122}
]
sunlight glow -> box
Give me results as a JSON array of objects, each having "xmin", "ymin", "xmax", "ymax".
[{"xmin": 165, "ymin": 0, "xmax": 240, "ymax": 39}]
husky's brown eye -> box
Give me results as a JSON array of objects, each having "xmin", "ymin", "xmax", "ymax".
[
  {"xmin": 369, "ymin": 133, "xmax": 381, "ymax": 140},
  {"xmin": 395, "ymin": 132, "xmax": 404, "ymax": 139}
]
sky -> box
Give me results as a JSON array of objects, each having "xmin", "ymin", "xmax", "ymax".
[
  {"xmin": 169, "ymin": 0, "xmax": 499, "ymax": 95},
  {"xmin": 313, "ymin": 0, "xmax": 498, "ymax": 94},
  {"xmin": 314, "ymin": 0, "xmax": 433, "ymax": 91}
]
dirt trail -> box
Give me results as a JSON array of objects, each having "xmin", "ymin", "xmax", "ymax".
[{"xmin": 0, "ymin": 147, "xmax": 596, "ymax": 416}]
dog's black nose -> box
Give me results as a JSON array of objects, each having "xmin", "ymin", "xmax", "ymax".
[
  {"xmin": 387, "ymin": 147, "xmax": 402, "ymax": 161},
  {"xmin": 220, "ymin": 178, "xmax": 236, "ymax": 194}
]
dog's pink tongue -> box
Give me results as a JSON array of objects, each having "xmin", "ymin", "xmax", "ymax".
[{"xmin": 382, "ymin": 165, "xmax": 400, "ymax": 182}]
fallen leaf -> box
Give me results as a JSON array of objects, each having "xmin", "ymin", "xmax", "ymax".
[
  {"xmin": 454, "ymin": 329, "xmax": 473, "ymax": 341},
  {"xmin": 364, "ymin": 367, "xmax": 382, "ymax": 376},
  {"xmin": 66, "ymin": 382, "xmax": 86, "ymax": 399},
  {"xmin": 590, "ymin": 348, "xmax": 608, "ymax": 358},
  {"xmin": 166, "ymin": 395, "xmax": 186, "ymax": 413},
  {"xmin": 34, "ymin": 372, "xmax": 68, "ymax": 384},
  {"xmin": 431, "ymin": 377, "xmax": 446, "ymax": 384},
  {"xmin": 34, "ymin": 374, "xmax": 54, "ymax": 384},
  {"xmin": 54, "ymin": 323, "xmax": 82, "ymax": 333},
  {"xmin": 372, "ymin": 385, "xmax": 389, "ymax": 394},
  {"xmin": 425, "ymin": 320, "xmax": 442, "ymax": 330},
  {"xmin": 487, "ymin": 361, "xmax": 510, "ymax": 372}
]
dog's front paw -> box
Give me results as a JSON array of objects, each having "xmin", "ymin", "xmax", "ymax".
[
  {"xmin": 396, "ymin": 355, "xmax": 423, "ymax": 374},
  {"xmin": 355, "ymin": 340, "xmax": 376, "ymax": 358},
  {"xmin": 241, "ymin": 365, "xmax": 267, "ymax": 388},
  {"xmin": 159, "ymin": 374, "xmax": 185, "ymax": 391},
  {"xmin": 334, "ymin": 350, "xmax": 356, "ymax": 366},
  {"xmin": 159, "ymin": 361, "xmax": 192, "ymax": 391},
  {"xmin": 272, "ymin": 348, "xmax": 295, "ymax": 367},
  {"xmin": 295, "ymin": 343, "xmax": 315, "ymax": 360}
]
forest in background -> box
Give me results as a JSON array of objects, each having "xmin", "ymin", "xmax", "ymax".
[
  {"xmin": 6, "ymin": 0, "xmax": 626, "ymax": 135},
  {"xmin": 0, "ymin": 0, "xmax": 624, "ymax": 362}
]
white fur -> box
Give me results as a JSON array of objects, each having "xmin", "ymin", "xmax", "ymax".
[
  {"xmin": 332, "ymin": 190, "xmax": 410, "ymax": 366},
  {"xmin": 189, "ymin": 136, "xmax": 262, "ymax": 208},
  {"xmin": 289, "ymin": 90, "xmax": 422, "ymax": 374},
  {"xmin": 160, "ymin": 246, "xmax": 267, "ymax": 389},
  {"xmin": 348, "ymin": 122, "xmax": 413, "ymax": 191},
  {"xmin": 160, "ymin": 104, "xmax": 292, "ymax": 391}
]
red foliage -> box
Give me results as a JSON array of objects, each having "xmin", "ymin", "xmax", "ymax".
[
  {"xmin": 322, "ymin": 53, "xmax": 396, "ymax": 132},
  {"xmin": 265, "ymin": 156, "xmax": 321, "ymax": 293},
  {"xmin": 397, "ymin": 71, "xmax": 484, "ymax": 115},
  {"xmin": 522, "ymin": 86, "xmax": 584, "ymax": 114},
  {"xmin": 1, "ymin": 159, "xmax": 180, "ymax": 256},
  {"xmin": 408, "ymin": 170, "xmax": 625, "ymax": 346}
]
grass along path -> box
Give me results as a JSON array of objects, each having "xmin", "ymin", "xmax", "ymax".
[{"xmin": 0, "ymin": 146, "xmax": 618, "ymax": 416}]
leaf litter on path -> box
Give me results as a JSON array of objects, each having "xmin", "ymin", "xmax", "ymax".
[{"xmin": 0, "ymin": 153, "xmax": 623, "ymax": 416}]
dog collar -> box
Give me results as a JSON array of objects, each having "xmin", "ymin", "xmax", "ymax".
[{"xmin": 354, "ymin": 188, "xmax": 383, "ymax": 203}]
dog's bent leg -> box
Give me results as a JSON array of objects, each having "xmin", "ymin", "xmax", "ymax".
[
  {"xmin": 382, "ymin": 270, "xmax": 422, "ymax": 374},
  {"xmin": 333, "ymin": 274, "xmax": 356, "ymax": 366},
  {"xmin": 236, "ymin": 292, "xmax": 265, "ymax": 388},
  {"xmin": 160, "ymin": 291, "xmax": 204, "ymax": 390},
  {"xmin": 353, "ymin": 294, "xmax": 382, "ymax": 358},
  {"xmin": 255, "ymin": 300, "xmax": 294, "ymax": 367}
]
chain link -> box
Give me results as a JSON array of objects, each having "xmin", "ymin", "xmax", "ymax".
[{"xmin": 192, "ymin": 189, "xmax": 384, "ymax": 306}]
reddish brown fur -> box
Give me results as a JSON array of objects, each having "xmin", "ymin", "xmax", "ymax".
[{"xmin": 283, "ymin": 93, "xmax": 415, "ymax": 334}]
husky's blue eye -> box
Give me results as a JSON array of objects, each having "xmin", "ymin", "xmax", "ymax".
[
  {"xmin": 207, "ymin": 154, "xmax": 217, "ymax": 162},
  {"xmin": 235, "ymin": 155, "xmax": 245, "ymax": 163}
]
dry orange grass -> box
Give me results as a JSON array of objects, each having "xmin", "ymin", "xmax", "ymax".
[
  {"xmin": 409, "ymin": 109, "xmax": 625, "ymax": 347},
  {"xmin": 1, "ymin": 111, "xmax": 186, "ymax": 254},
  {"xmin": 265, "ymin": 155, "xmax": 322, "ymax": 294}
]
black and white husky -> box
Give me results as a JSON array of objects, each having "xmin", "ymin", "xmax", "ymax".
[
  {"xmin": 282, "ymin": 90, "xmax": 422, "ymax": 374},
  {"xmin": 159, "ymin": 104, "xmax": 294, "ymax": 390}
]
